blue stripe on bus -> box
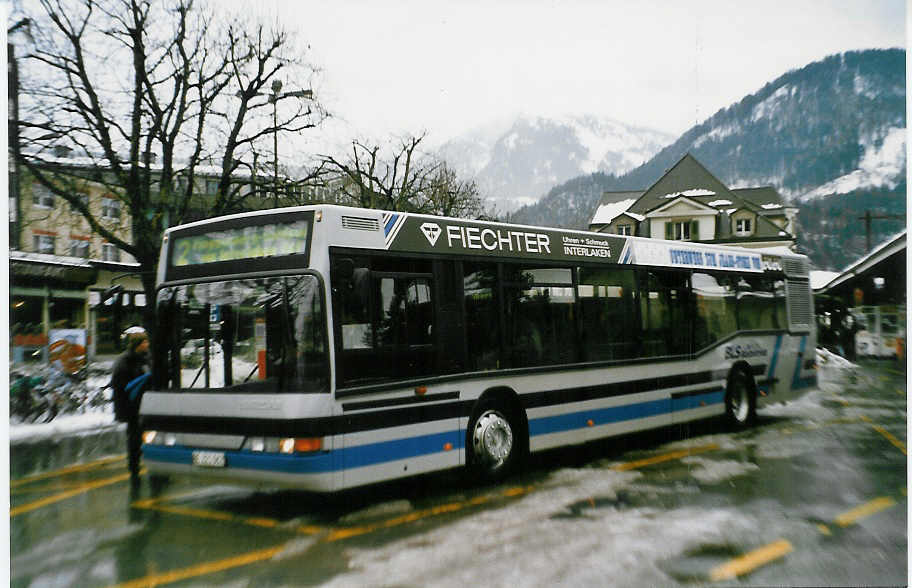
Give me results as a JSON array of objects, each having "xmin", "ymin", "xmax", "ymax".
[
  {"xmin": 672, "ymin": 390, "xmax": 726, "ymax": 411},
  {"xmin": 761, "ymin": 334, "xmax": 784, "ymax": 394},
  {"xmin": 340, "ymin": 430, "xmax": 464, "ymax": 469},
  {"xmin": 528, "ymin": 391, "xmax": 724, "ymax": 437},
  {"xmin": 144, "ymin": 391, "xmax": 725, "ymax": 474},
  {"xmin": 790, "ymin": 335, "xmax": 816, "ymax": 390},
  {"xmin": 383, "ymin": 213, "xmax": 400, "ymax": 236}
]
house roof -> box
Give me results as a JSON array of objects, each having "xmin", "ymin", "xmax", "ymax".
[
  {"xmin": 731, "ymin": 187, "xmax": 788, "ymax": 215},
  {"xmin": 590, "ymin": 191, "xmax": 645, "ymax": 226},
  {"xmin": 587, "ymin": 153, "xmax": 795, "ymax": 242},
  {"xmin": 630, "ymin": 154, "xmax": 736, "ymax": 216},
  {"xmin": 628, "ymin": 153, "xmax": 793, "ymax": 241},
  {"xmin": 814, "ymin": 230, "xmax": 906, "ymax": 292},
  {"xmin": 590, "ymin": 198, "xmax": 640, "ymax": 225}
]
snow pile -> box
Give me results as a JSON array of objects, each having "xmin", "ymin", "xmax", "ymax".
[
  {"xmin": 815, "ymin": 347, "xmax": 857, "ymax": 370},
  {"xmin": 815, "ymin": 347, "xmax": 859, "ymax": 386}
]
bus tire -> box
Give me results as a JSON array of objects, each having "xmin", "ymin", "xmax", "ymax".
[
  {"xmin": 725, "ymin": 368, "xmax": 757, "ymax": 428},
  {"xmin": 467, "ymin": 397, "xmax": 523, "ymax": 482}
]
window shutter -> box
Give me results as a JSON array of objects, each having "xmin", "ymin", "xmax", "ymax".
[
  {"xmin": 665, "ymin": 222, "xmax": 673, "ymax": 239},
  {"xmin": 690, "ymin": 220, "xmax": 699, "ymax": 240}
]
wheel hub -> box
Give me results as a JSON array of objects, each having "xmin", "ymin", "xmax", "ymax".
[
  {"xmin": 731, "ymin": 381, "xmax": 750, "ymax": 422},
  {"xmin": 473, "ymin": 411, "xmax": 513, "ymax": 469}
]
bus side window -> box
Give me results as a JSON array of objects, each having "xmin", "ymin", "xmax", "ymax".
[
  {"xmin": 737, "ymin": 275, "xmax": 780, "ymax": 331},
  {"xmin": 577, "ymin": 267, "xmax": 638, "ymax": 361},
  {"xmin": 640, "ymin": 270, "xmax": 691, "ymax": 357},
  {"xmin": 338, "ymin": 266, "xmax": 372, "ymax": 350},
  {"xmin": 463, "ymin": 262, "xmax": 499, "ymax": 371},
  {"xmin": 693, "ymin": 272, "xmax": 738, "ymax": 350}
]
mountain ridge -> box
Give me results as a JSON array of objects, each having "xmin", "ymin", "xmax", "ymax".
[
  {"xmin": 507, "ymin": 48, "xmax": 906, "ymax": 270},
  {"xmin": 437, "ymin": 114, "xmax": 674, "ymax": 212}
]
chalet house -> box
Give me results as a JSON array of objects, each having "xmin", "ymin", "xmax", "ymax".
[{"xmin": 589, "ymin": 153, "xmax": 798, "ymax": 250}]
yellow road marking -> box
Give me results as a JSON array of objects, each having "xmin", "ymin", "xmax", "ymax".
[
  {"xmin": 326, "ymin": 501, "xmax": 469, "ymax": 541},
  {"xmin": 296, "ymin": 525, "xmax": 325, "ymax": 535},
  {"xmin": 325, "ymin": 485, "xmax": 533, "ymax": 542},
  {"xmin": 817, "ymin": 524, "xmax": 832, "ymax": 536},
  {"xmin": 870, "ymin": 425, "xmax": 907, "ymax": 455},
  {"xmin": 133, "ymin": 502, "xmax": 234, "ymax": 522},
  {"xmin": 11, "ymin": 469, "xmax": 140, "ymax": 517},
  {"xmin": 110, "ymin": 543, "xmax": 287, "ymax": 588},
  {"xmin": 612, "ymin": 443, "xmax": 719, "ymax": 471},
  {"xmin": 709, "ymin": 539, "xmax": 793, "ymax": 581},
  {"xmin": 834, "ymin": 496, "xmax": 896, "ymax": 527},
  {"xmin": 11, "ymin": 455, "xmax": 125, "ymax": 488},
  {"xmin": 12, "ymin": 479, "xmax": 112, "ymax": 495},
  {"xmin": 132, "ymin": 499, "xmax": 291, "ymax": 530}
]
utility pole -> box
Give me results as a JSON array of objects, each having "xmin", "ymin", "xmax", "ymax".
[
  {"xmin": 858, "ymin": 210, "xmax": 905, "ymax": 252},
  {"xmin": 268, "ymin": 80, "xmax": 313, "ymax": 207},
  {"xmin": 8, "ymin": 18, "xmax": 31, "ymax": 250}
]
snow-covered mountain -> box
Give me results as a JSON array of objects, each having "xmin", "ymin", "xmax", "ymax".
[
  {"xmin": 510, "ymin": 49, "xmax": 906, "ymax": 271},
  {"xmin": 437, "ymin": 115, "xmax": 674, "ymax": 212}
]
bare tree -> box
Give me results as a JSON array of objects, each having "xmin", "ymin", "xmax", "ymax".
[
  {"xmin": 424, "ymin": 163, "xmax": 486, "ymax": 218},
  {"xmin": 322, "ymin": 132, "xmax": 485, "ymax": 218},
  {"xmin": 15, "ymin": 0, "xmax": 324, "ymax": 335}
]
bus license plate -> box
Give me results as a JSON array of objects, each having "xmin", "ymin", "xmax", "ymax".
[{"xmin": 192, "ymin": 451, "xmax": 226, "ymax": 468}]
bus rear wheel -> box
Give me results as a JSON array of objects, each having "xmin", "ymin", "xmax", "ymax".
[
  {"xmin": 725, "ymin": 369, "xmax": 756, "ymax": 428},
  {"xmin": 468, "ymin": 400, "xmax": 522, "ymax": 481}
]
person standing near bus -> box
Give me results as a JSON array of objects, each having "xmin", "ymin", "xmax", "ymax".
[{"xmin": 111, "ymin": 327, "xmax": 150, "ymax": 483}]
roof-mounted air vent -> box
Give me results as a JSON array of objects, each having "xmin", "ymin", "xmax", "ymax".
[{"xmin": 341, "ymin": 216, "xmax": 380, "ymax": 231}]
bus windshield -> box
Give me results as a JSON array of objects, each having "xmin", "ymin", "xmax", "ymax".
[{"xmin": 156, "ymin": 275, "xmax": 328, "ymax": 393}]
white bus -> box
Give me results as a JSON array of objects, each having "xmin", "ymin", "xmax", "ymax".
[{"xmin": 141, "ymin": 205, "xmax": 816, "ymax": 491}]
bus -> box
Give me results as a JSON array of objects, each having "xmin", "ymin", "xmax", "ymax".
[{"xmin": 140, "ymin": 204, "xmax": 816, "ymax": 491}]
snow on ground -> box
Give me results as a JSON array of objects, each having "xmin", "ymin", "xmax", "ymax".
[
  {"xmin": 321, "ymin": 468, "xmax": 767, "ymax": 588},
  {"xmin": 9, "ymin": 359, "xmax": 119, "ymax": 444},
  {"xmin": 10, "ymin": 412, "xmax": 120, "ymax": 444}
]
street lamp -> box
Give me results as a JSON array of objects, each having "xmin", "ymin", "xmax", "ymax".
[{"xmin": 268, "ymin": 80, "xmax": 313, "ymax": 206}]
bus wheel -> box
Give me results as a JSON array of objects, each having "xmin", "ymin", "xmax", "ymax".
[
  {"xmin": 469, "ymin": 400, "xmax": 520, "ymax": 481},
  {"xmin": 725, "ymin": 369, "xmax": 756, "ymax": 428}
]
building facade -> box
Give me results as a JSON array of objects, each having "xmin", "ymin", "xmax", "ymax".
[
  {"xmin": 589, "ymin": 154, "xmax": 798, "ymax": 250},
  {"xmin": 11, "ymin": 166, "xmax": 146, "ymax": 362}
]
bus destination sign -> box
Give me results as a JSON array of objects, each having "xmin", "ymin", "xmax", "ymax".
[{"xmin": 171, "ymin": 220, "xmax": 311, "ymax": 266}]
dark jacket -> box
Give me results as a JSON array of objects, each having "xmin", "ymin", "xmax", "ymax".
[{"xmin": 111, "ymin": 350, "xmax": 148, "ymax": 422}]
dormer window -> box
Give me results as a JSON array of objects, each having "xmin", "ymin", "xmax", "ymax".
[
  {"xmin": 617, "ymin": 224, "xmax": 632, "ymax": 236},
  {"xmin": 735, "ymin": 218, "xmax": 752, "ymax": 236},
  {"xmin": 665, "ymin": 220, "xmax": 698, "ymax": 241}
]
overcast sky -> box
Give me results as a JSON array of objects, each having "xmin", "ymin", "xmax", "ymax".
[{"xmin": 258, "ymin": 0, "xmax": 906, "ymax": 146}]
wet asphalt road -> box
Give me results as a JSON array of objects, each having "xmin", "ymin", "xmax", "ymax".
[{"xmin": 10, "ymin": 359, "xmax": 907, "ymax": 587}]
